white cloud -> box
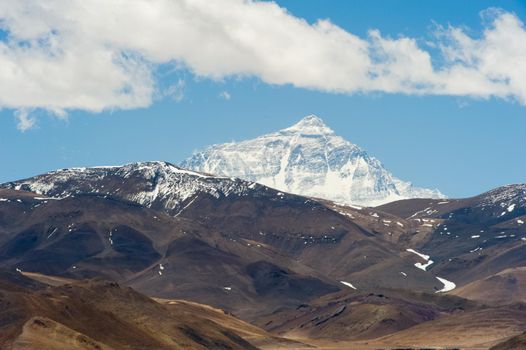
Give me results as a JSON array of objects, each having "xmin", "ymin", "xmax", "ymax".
[
  {"xmin": 219, "ymin": 91, "xmax": 231, "ymax": 100},
  {"xmin": 14, "ymin": 109, "xmax": 36, "ymax": 131},
  {"xmin": 0, "ymin": 1, "xmax": 525, "ymax": 130}
]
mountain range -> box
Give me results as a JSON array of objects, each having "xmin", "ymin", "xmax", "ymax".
[
  {"xmin": 182, "ymin": 115, "xmax": 444, "ymax": 206},
  {"xmin": 1, "ymin": 160, "xmax": 525, "ymax": 349}
]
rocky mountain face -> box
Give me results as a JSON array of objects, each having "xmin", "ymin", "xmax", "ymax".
[
  {"xmin": 2, "ymin": 163, "xmax": 525, "ymax": 305},
  {"xmin": 181, "ymin": 115, "xmax": 444, "ymax": 206},
  {"xmin": 378, "ymin": 184, "xmax": 526, "ymax": 287},
  {"xmin": 1, "ymin": 161, "xmax": 257, "ymax": 216}
]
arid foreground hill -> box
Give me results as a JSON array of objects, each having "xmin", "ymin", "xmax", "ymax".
[
  {"xmin": 1, "ymin": 163, "xmax": 526, "ymax": 349},
  {"xmin": 0, "ymin": 269, "xmax": 302, "ymax": 350}
]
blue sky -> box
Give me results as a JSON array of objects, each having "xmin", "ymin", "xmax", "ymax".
[{"xmin": 1, "ymin": 0, "xmax": 525, "ymax": 198}]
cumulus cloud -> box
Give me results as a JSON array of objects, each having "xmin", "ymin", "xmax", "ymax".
[{"xmin": 0, "ymin": 1, "xmax": 525, "ymax": 129}]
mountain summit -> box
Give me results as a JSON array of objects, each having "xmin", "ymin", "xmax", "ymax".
[
  {"xmin": 181, "ymin": 115, "xmax": 444, "ymax": 206},
  {"xmin": 284, "ymin": 114, "xmax": 335, "ymax": 134}
]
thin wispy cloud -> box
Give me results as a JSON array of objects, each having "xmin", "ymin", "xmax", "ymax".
[
  {"xmin": 0, "ymin": 1, "xmax": 525, "ymax": 130},
  {"xmin": 14, "ymin": 108, "xmax": 35, "ymax": 132},
  {"xmin": 163, "ymin": 79, "xmax": 186, "ymax": 102},
  {"xmin": 219, "ymin": 91, "xmax": 231, "ymax": 100}
]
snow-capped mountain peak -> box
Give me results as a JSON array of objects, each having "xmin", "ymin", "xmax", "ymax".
[
  {"xmin": 283, "ymin": 114, "xmax": 335, "ymax": 135},
  {"xmin": 181, "ymin": 115, "xmax": 444, "ymax": 206}
]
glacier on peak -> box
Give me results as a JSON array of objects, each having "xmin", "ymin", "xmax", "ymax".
[{"xmin": 181, "ymin": 115, "xmax": 445, "ymax": 206}]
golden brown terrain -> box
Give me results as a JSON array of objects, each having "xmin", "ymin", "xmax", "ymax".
[{"xmin": 0, "ymin": 271, "xmax": 294, "ymax": 350}]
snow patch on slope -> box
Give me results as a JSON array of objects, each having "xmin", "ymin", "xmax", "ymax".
[
  {"xmin": 406, "ymin": 249, "xmax": 430, "ymax": 261},
  {"xmin": 340, "ymin": 281, "xmax": 357, "ymax": 290},
  {"xmin": 435, "ymin": 277, "xmax": 456, "ymax": 293},
  {"xmin": 406, "ymin": 248, "xmax": 434, "ymax": 271}
]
